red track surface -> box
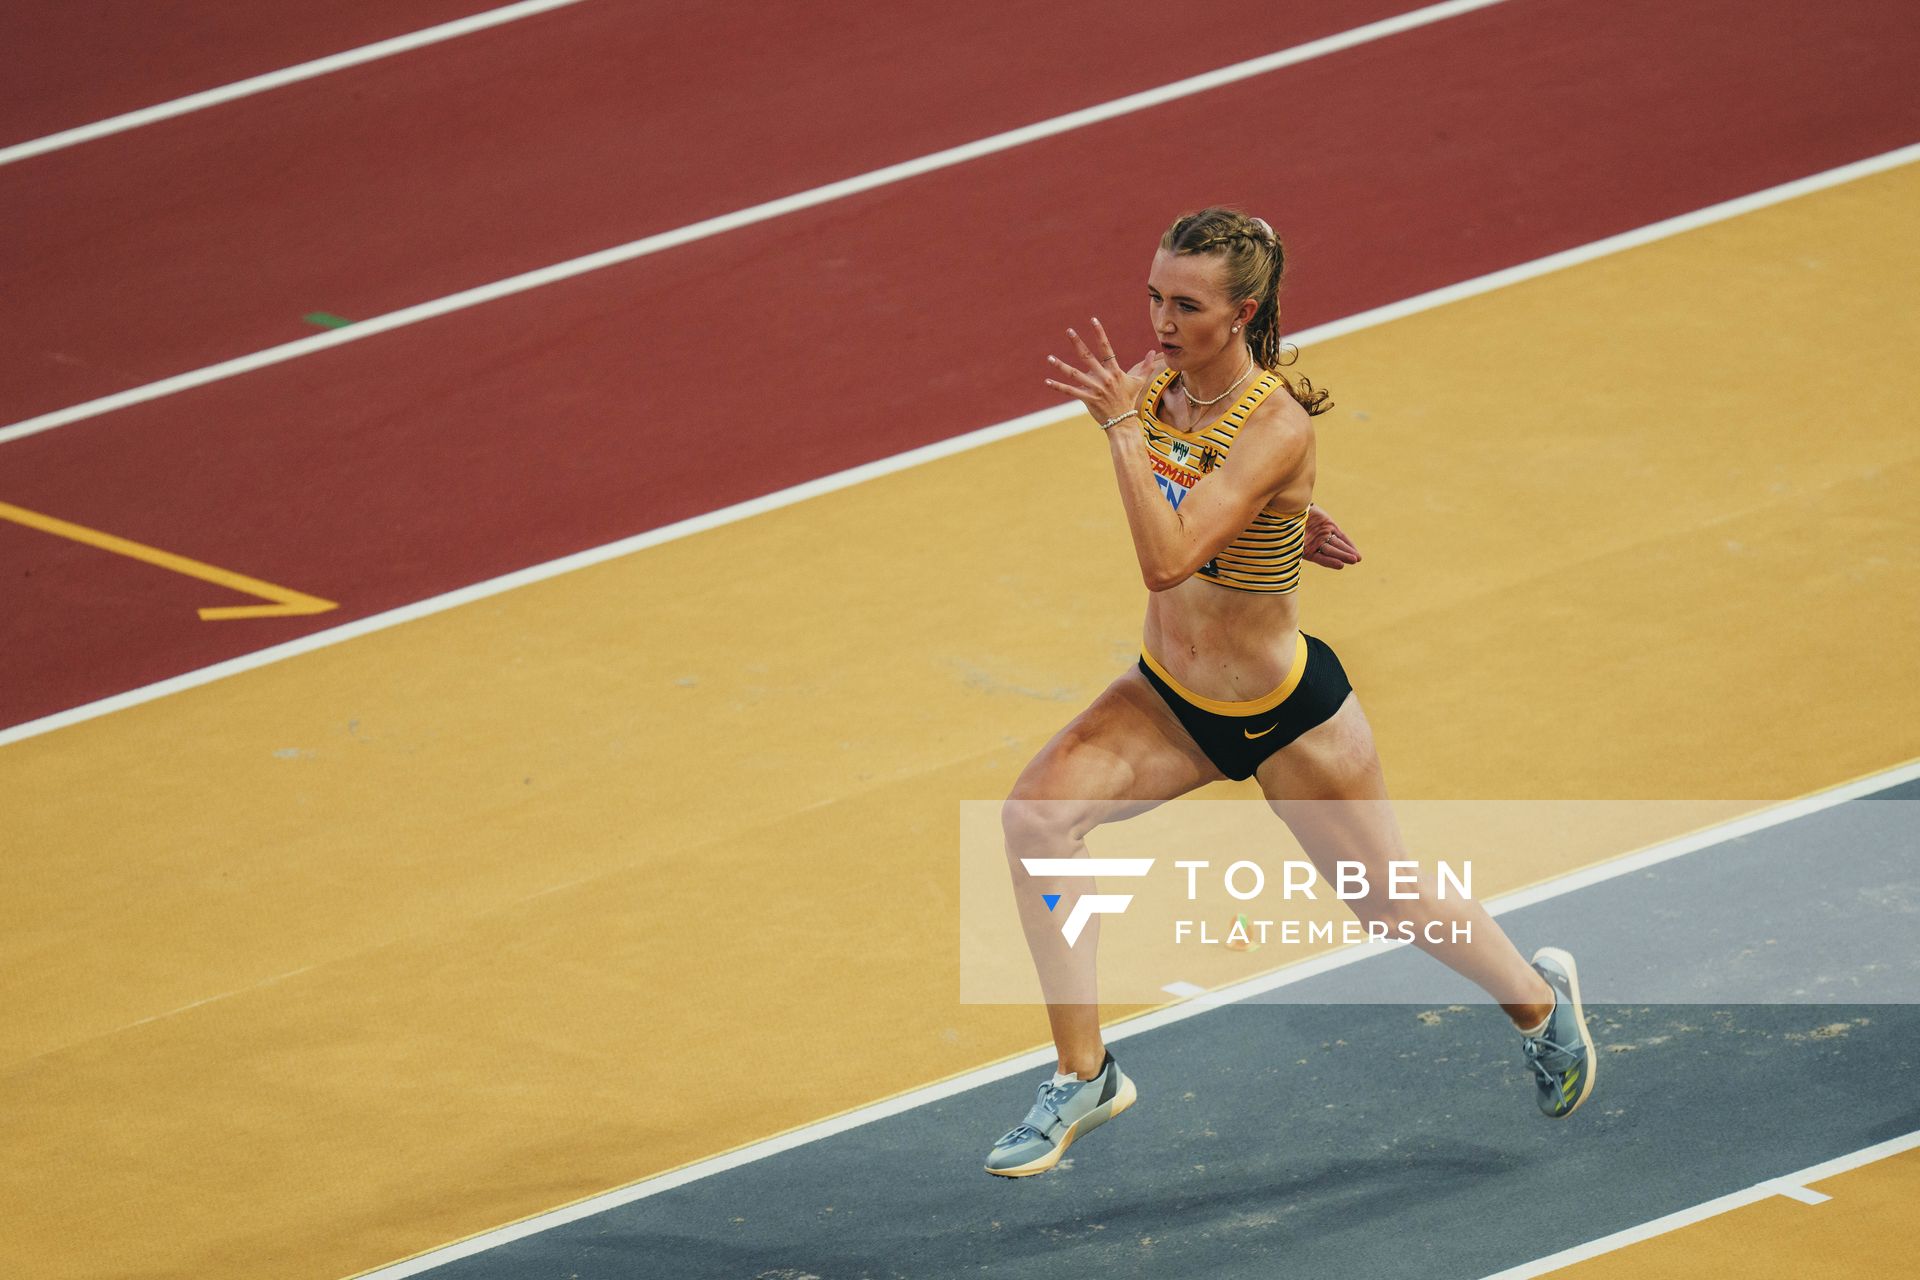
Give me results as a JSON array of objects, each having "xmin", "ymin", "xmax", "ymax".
[
  {"xmin": 4, "ymin": 0, "xmax": 1918, "ymax": 730},
  {"xmin": 0, "ymin": 0, "xmax": 498, "ymax": 146},
  {"xmin": 1, "ymin": 0, "xmax": 1412, "ymax": 421}
]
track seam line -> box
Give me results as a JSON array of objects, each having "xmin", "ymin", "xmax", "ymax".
[
  {"xmin": 0, "ymin": 0, "xmax": 592, "ymax": 168},
  {"xmin": 0, "ymin": 0, "xmax": 1517, "ymax": 446},
  {"xmin": 3, "ymin": 142, "xmax": 1915, "ymax": 749},
  {"xmin": 337, "ymin": 762, "xmax": 1920, "ymax": 1280}
]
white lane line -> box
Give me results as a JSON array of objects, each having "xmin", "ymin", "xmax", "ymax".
[
  {"xmin": 1475, "ymin": 1130, "xmax": 1920, "ymax": 1279},
  {"xmin": 0, "ymin": 0, "xmax": 1516, "ymax": 447},
  {"xmin": 4, "ymin": 142, "xmax": 1916, "ymax": 751},
  {"xmin": 339, "ymin": 765, "xmax": 1920, "ymax": 1280},
  {"xmin": 1763, "ymin": 1181, "xmax": 1833, "ymax": 1206},
  {"xmin": 0, "ymin": 0, "xmax": 591, "ymax": 169}
]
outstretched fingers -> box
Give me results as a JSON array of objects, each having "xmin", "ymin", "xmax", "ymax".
[
  {"xmin": 1065, "ymin": 326, "xmax": 1105, "ymax": 372},
  {"xmin": 1045, "ymin": 353, "xmax": 1099, "ymax": 390},
  {"xmin": 1044, "ymin": 355, "xmax": 1101, "ymax": 405},
  {"xmin": 1049, "ymin": 321, "xmax": 1141, "ymax": 421}
]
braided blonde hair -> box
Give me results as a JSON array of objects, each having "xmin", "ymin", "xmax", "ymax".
[{"xmin": 1160, "ymin": 207, "xmax": 1331, "ymax": 416}]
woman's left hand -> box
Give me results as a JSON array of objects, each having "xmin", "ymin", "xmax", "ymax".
[
  {"xmin": 1304, "ymin": 505, "xmax": 1362, "ymax": 570},
  {"xmin": 1045, "ymin": 318, "xmax": 1151, "ymax": 426}
]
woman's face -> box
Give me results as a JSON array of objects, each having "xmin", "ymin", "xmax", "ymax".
[{"xmin": 1146, "ymin": 249, "xmax": 1248, "ymax": 369}]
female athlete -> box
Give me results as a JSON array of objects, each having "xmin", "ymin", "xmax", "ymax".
[{"xmin": 985, "ymin": 207, "xmax": 1596, "ymax": 1178}]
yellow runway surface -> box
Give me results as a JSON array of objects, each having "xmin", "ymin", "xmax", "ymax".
[
  {"xmin": 4, "ymin": 166, "xmax": 1917, "ymax": 1278},
  {"xmin": 1549, "ymin": 1144, "xmax": 1920, "ymax": 1278}
]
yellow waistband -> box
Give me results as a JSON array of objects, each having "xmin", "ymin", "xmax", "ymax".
[{"xmin": 1140, "ymin": 632, "xmax": 1308, "ymax": 716}]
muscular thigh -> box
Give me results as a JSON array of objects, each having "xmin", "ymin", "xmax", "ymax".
[
  {"xmin": 1254, "ymin": 692, "xmax": 1410, "ymax": 873},
  {"xmin": 1011, "ymin": 666, "xmax": 1223, "ymax": 817},
  {"xmin": 1253, "ymin": 691, "xmax": 1379, "ymax": 801}
]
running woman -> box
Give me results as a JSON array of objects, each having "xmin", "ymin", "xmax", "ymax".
[{"xmin": 985, "ymin": 208, "xmax": 1595, "ymax": 1178}]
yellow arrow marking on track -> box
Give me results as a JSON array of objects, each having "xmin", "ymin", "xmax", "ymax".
[{"xmin": 0, "ymin": 500, "xmax": 337, "ymax": 620}]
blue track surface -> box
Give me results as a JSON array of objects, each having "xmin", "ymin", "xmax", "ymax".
[{"xmin": 406, "ymin": 782, "xmax": 1919, "ymax": 1280}]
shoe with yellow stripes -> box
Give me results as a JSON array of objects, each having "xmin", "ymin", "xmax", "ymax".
[{"xmin": 1523, "ymin": 947, "xmax": 1597, "ymax": 1118}]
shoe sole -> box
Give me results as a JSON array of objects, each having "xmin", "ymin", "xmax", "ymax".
[
  {"xmin": 1533, "ymin": 945, "xmax": 1597, "ymax": 1117},
  {"xmin": 984, "ymin": 1072, "xmax": 1138, "ymax": 1178}
]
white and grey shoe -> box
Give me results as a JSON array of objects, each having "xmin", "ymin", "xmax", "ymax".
[{"xmin": 984, "ymin": 1051, "xmax": 1137, "ymax": 1178}]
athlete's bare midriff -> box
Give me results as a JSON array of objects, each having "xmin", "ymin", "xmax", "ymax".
[
  {"xmin": 1142, "ymin": 577, "xmax": 1301, "ymax": 701},
  {"xmin": 1139, "ymin": 371, "xmax": 1316, "ymax": 702}
]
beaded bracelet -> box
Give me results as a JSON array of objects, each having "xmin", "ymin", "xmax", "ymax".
[{"xmin": 1099, "ymin": 409, "xmax": 1139, "ymax": 431}]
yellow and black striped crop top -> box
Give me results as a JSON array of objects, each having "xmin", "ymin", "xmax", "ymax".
[{"xmin": 1138, "ymin": 366, "xmax": 1310, "ymax": 594}]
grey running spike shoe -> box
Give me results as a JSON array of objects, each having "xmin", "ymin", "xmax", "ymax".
[
  {"xmin": 984, "ymin": 1051, "xmax": 1137, "ymax": 1178},
  {"xmin": 1524, "ymin": 946, "xmax": 1597, "ymax": 1118}
]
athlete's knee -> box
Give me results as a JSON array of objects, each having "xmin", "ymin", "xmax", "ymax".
[
  {"xmin": 1001, "ymin": 793, "xmax": 1099, "ymax": 857},
  {"xmin": 1003, "ymin": 735, "xmax": 1112, "ymax": 850}
]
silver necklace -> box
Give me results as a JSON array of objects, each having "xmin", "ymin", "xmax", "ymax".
[{"xmin": 1179, "ymin": 356, "xmax": 1255, "ymax": 409}]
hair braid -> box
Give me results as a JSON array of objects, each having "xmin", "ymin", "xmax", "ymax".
[{"xmin": 1159, "ymin": 208, "xmax": 1332, "ymax": 416}]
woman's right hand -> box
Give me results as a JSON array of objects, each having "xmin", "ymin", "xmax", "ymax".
[{"xmin": 1046, "ymin": 319, "xmax": 1161, "ymax": 427}]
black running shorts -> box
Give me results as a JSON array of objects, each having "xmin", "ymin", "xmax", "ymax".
[{"xmin": 1137, "ymin": 633, "xmax": 1353, "ymax": 781}]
